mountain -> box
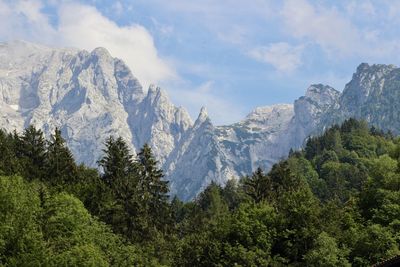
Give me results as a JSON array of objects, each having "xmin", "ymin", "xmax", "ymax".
[
  {"xmin": 1, "ymin": 41, "xmax": 400, "ymax": 200},
  {"xmin": 158, "ymin": 63, "xmax": 400, "ymax": 200},
  {"xmin": 0, "ymin": 40, "xmax": 192, "ymax": 169},
  {"xmin": 320, "ymin": 63, "xmax": 400, "ymax": 134},
  {"xmin": 0, "ymin": 41, "xmax": 140, "ymax": 166}
]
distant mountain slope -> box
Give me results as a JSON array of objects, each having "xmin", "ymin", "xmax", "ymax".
[{"xmin": 1, "ymin": 41, "xmax": 400, "ymax": 200}]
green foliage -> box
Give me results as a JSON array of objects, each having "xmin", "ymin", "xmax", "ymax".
[
  {"xmin": 136, "ymin": 144, "xmax": 170, "ymax": 237},
  {"xmin": 0, "ymin": 119, "xmax": 399, "ymax": 266},
  {"xmin": 241, "ymin": 167, "xmax": 271, "ymax": 203},
  {"xmin": 0, "ymin": 175, "xmax": 154, "ymax": 266},
  {"xmin": 17, "ymin": 125, "xmax": 47, "ymax": 180},
  {"xmin": 45, "ymin": 128, "xmax": 78, "ymax": 187},
  {"xmin": 0, "ymin": 130, "xmax": 21, "ymax": 175},
  {"xmin": 98, "ymin": 136, "xmax": 136, "ymax": 189},
  {"xmin": 351, "ymin": 224, "xmax": 399, "ymax": 266},
  {"xmin": 304, "ymin": 232, "xmax": 350, "ymax": 267},
  {"xmin": 196, "ymin": 182, "xmax": 229, "ymax": 220},
  {"xmin": 222, "ymin": 202, "xmax": 277, "ymax": 266},
  {"xmin": 0, "ymin": 176, "xmax": 46, "ymax": 266},
  {"xmin": 97, "ymin": 136, "xmax": 138, "ymax": 238},
  {"xmin": 97, "ymin": 139, "xmax": 171, "ymax": 247}
]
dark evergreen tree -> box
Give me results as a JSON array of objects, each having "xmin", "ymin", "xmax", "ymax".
[
  {"xmin": 0, "ymin": 129, "xmax": 20, "ymax": 175},
  {"xmin": 45, "ymin": 128, "xmax": 77, "ymax": 187},
  {"xmin": 241, "ymin": 167, "xmax": 272, "ymax": 203},
  {"xmin": 136, "ymin": 144, "xmax": 170, "ymax": 233},
  {"xmin": 98, "ymin": 136, "xmax": 135, "ymax": 188},
  {"xmin": 305, "ymin": 136, "xmax": 322, "ymax": 160},
  {"xmin": 17, "ymin": 125, "xmax": 47, "ymax": 180},
  {"xmin": 269, "ymin": 160, "xmax": 305, "ymax": 194},
  {"xmin": 97, "ymin": 136, "xmax": 138, "ymax": 238}
]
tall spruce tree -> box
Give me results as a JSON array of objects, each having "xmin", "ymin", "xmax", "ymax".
[
  {"xmin": 17, "ymin": 125, "xmax": 47, "ymax": 181},
  {"xmin": 45, "ymin": 128, "xmax": 77, "ymax": 187},
  {"xmin": 136, "ymin": 144, "xmax": 170, "ymax": 233},
  {"xmin": 98, "ymin": 136, "xmax": 138, "ymax": 238},
  {"xmin": 98, "ymin": 137, "xmax": 136, "ymax": 194}
]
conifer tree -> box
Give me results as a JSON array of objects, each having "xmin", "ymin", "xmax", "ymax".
[
  {"xmin": 136, "ymin": 144, "xmax": 170, "ymax": 232},
  {"xmin": 45, "ymin": 128, "xmax": 77, "ymax": 186},
  {"xmin": 17, "ymin": 125, "xmax": 47, "ymax": 180},
  {"xmin": 98, "ymin": 136, "xmax": 138, "ymax": 238},
  {"xmin": 98, "ymin": 136, "xmax": 137, "ymax": 195},
  {"xmin": 241, "ymin": 167, "xmax": 272, "ymax": 203},
  {"xmin": 0, "ymin": 129, "xmax": 20, "ymax": 175}
]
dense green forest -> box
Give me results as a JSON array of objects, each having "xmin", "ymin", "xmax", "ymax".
[{"xmin": 0, "ymin": 119, "xmax": 399, "ymax": 266}]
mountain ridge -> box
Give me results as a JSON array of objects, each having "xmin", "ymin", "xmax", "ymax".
[{"xmin": 1, "ymin": 40, "xmax": 399, "ymax": 200}]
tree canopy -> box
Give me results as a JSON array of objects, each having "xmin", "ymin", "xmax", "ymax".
[{"xmin": 0, "ymin": 120, "xmax": 399, "ymax": 266}]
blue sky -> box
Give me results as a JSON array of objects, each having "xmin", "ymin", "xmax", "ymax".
[{"xmin": 1, "ymin": 0, "xmax": 400, "ymax": 124}]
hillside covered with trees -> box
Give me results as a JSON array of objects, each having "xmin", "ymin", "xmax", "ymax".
[{"xmin": 0, "ymin": 119, "xmax": 399, "ymax": 266}]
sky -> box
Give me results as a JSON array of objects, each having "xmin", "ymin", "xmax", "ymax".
[{"xmin": 1, "ymin": 0, "xmax": 400, "ymax": 125}]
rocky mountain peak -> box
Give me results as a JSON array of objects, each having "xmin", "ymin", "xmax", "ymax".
[
  {"xmin": 148, "ymin": 84, "xmax": 158, "ymax": 94},
  {"xmin": 290, "ymin": 84, "xmax": 340, "ymax": 149},
  {"xmin": 146, "ymin": 84, "xmax": 166, "ymax": 102},
  {"xmin": 91, "ymin": 47, "xmax": 112, "ymax": 58},
  {"xmin": 348, "ymin": 63, "xmax": 396, "ymax": 93},
  {"xmin": 340, "ymin": 63, "xmax": 398, "ymax": 117},
  {"xmin": 355, "ymin": 63, "xmax": 396, "ymax": 76},
  {"xmin": 196, "ymin": 106, "xmax": 209, "ymax": 124},
  {"xmin": 113, "ymin": 59, "xmax": 144, "ymax": 105},
  {"xmin": 301, "ymin": 84, "xmax": 340, "ymax": 110},
  {"xmin": 245, "ymin": 104, "xmax": 293, "ymax": 121},
  {"xmin": 305, "ymin": 84, "xmax": 339, "ymax": 99},
  {"xmin": 128, "ymin": 83, "xmax": 193, "ymax": 166}
]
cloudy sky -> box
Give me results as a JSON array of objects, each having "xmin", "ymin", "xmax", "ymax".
[{"xmin": 1, "ymin": 0, "xmax": 400, "ymax": 124}]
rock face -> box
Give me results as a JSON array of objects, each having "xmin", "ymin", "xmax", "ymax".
[
  {"xmin": 216, "ymin": 105, "xmax": 294, "ymax": 176},
  {"xmin": 0, "ymin": 41, "xmax": 139, "ymax": 166},
  {"xmin": 320, "ymin": 63, "xmax": 400, "ymax": 134},
  {"xmin": 2, "ymin": 41, "xmax": 400, "ymax": 200},
  {"xmin": 129, "ymin": 85, "xmax": 192, "ymax": 165},
  {"xmin": 289, "ymin": 84, "xmax": 340, "ymax": 148},
  {"xmin": 164, "ymin": 107, "xmax": 236, "ymax": 199}
]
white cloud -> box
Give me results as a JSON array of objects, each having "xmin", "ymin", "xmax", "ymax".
[
  {"xmin": 281, "ymin": 0, "xmax": 361, "ymax": 57},
  {"xmin": 280, "ymin": 0, "xmax": 400, "ymax": 61},
  {"xmin": 248, "ymin": 42, "xmax": 303, "ymax": 72},
  {"xmin": 0, "ymin": 0, "xmax": 55, "ymax": 42},
  {"xmin": 0, "ymin": 0, "xmax": 175, "ymax": 89},
  {"xmin": 57, "ymin": 3, "xmax": 175, "ymax": 89}
]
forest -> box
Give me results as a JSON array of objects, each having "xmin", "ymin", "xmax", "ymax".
[{"xmin": 0, "ymin": 118, "xmax": 399, "ymax": 266}]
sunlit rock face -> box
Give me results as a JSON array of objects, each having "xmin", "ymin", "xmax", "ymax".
[
  {"xmin": 320, "ymin": 63, "xmax": 400, "ymax": 135},
  {"xmin": 0, "ymin": 41, "xmax": 138, "ymax": 166},
  {"xmin": 1, "ymin": 41, "xmax": 399, "ymax": 200},
  {"xmin": 0, "ymin": 40, "xmax": 192, "ymax": 168}
]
